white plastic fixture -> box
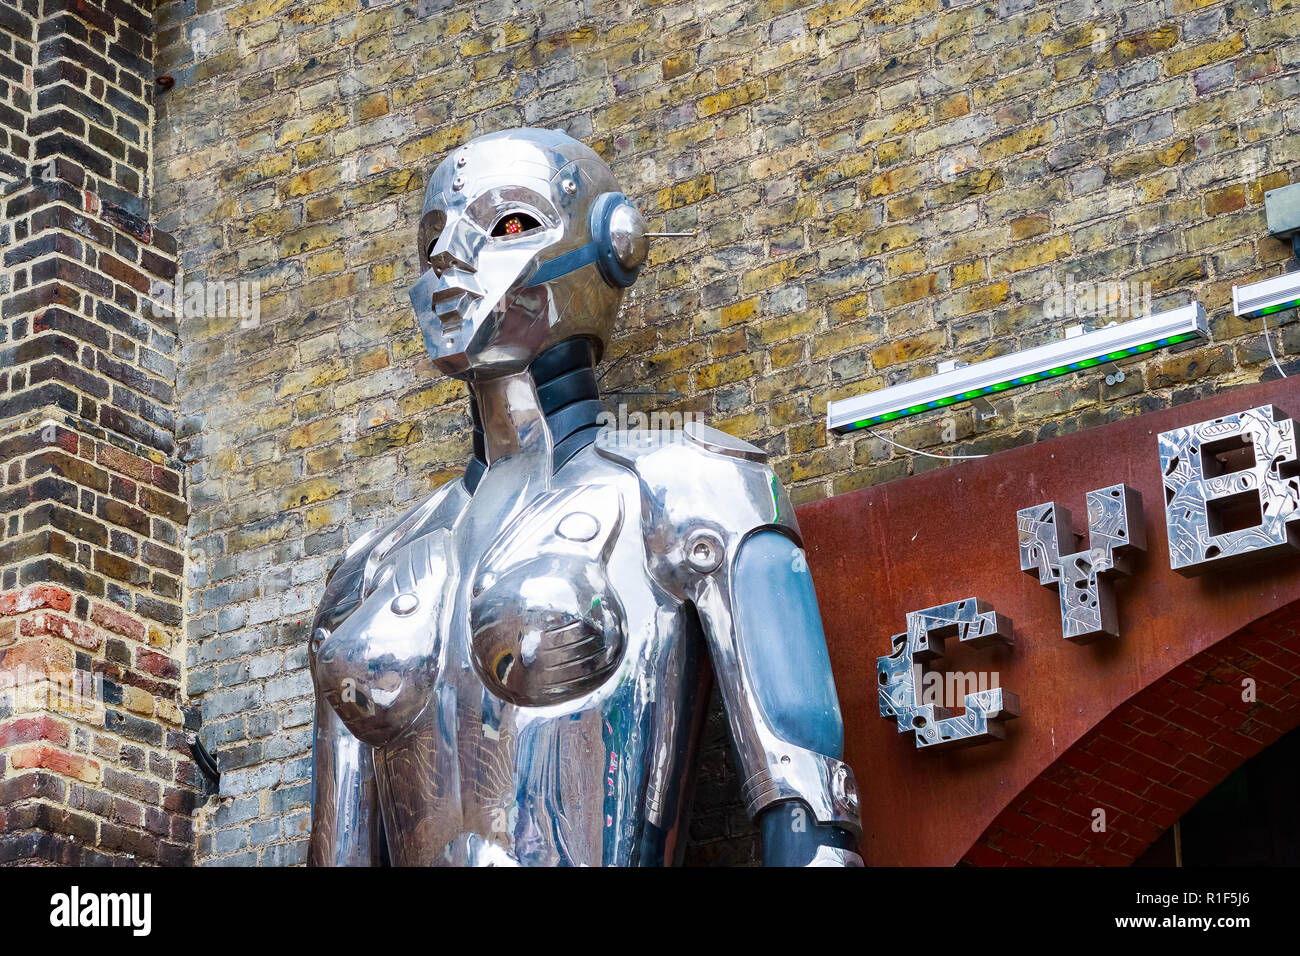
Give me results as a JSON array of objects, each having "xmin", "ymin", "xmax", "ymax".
[
  {"xmin": 1232, "ymin": 271, "xmax": 1300, "ymax": 319},
  {"xmin": 827, "ymin": 303, "xmax": 1208, "ymax": 435}
]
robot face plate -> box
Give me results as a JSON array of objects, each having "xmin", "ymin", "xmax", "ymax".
[{"xmin": 410, "ymin": 128, "xmax": 628, "ymax": 379}]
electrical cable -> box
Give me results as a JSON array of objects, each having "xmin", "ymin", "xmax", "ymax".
[
  {"xmin": 866, "ymin": 428, "xmax": 988, "ymax": 460},
  {"xmin": 1261, "ymin": 309, "xmax": 1288, "ymax": 379}
]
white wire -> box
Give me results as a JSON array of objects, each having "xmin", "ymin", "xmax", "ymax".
[
  {"xmin": 866, "ymin": 428, "xmax": 988, "ymax": 460},
  {"xmin": 1261, "ymin": 310, "xmax": 1288, "ymax": 379}
]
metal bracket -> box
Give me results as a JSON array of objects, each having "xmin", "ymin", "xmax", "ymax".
[{"xmin": 970, "ymin": 396, "xmax": 998, "ymax": 421}]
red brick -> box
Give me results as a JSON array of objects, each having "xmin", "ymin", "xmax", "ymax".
[
  {"xmin": 9, "ymin": 744, "xmax": 100, "ymax": 783},
  {"xmin": 0, "ymin": 716, "xmax": 70, "ymax": 748},
  {"xmin": 96, "ymin": 443, "xmax": 152, "ymax": 482},
  {"xmin": 18, "ymin": 613, "xmax": 101, "ymax": 650},
  {"xmin": 1036, "ymin": 824, "xmax": 1090, "ymax": 857},
  {"xmin": 90, "ymin": 603, "xmax": 146, "ymax": 642},
  {"xmin": 0, "ymin": 586, "xmax": 73, "ymax": 616},
  {"xmin": 135, "ymin": 647, "xmax": 180, "ymax": 680}
]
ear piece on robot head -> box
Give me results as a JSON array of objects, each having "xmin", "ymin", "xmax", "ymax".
[
  {"xmin": 587, "ymin": 192, "xmax": 698, "ymax": 289},
  {"xmin": 589, "ymin": 192, "xmax": 649, "ymax": 288}
]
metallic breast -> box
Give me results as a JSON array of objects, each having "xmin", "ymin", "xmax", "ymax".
[{"xmin": 468, "ymin": 483, "xmax": 627, "ymax": 706}]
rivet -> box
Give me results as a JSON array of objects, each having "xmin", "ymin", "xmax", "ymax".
[
  {"xmin": 455, "ymin": 154, "xmax": 467, "ymax": 168},
  {"xmin": 686, "ymin": 529, "xmax": 724, "ymax": 573},
  {"xmin": 452, "ymin": 176, "xmax": 464, "ymax": 191},
  {"xmin": 562, "ymin": 178, "xmax": 577, "ymax": 195}
]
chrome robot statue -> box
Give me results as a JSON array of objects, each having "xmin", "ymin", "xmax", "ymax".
[{"xmin": 307, "ymin": 128, "xmax": 862, "ymax": 866}]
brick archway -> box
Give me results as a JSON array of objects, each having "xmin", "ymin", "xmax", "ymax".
[{"xmin": 962, "ymin": 599, "xmax": 1300, "ymax": 866}]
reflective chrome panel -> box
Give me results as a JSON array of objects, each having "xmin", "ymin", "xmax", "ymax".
[
  {"xmin": 1018, "ymin": 484, "xmax": 1145, "ymax": 642},
  {"xmin": 877, "ymin": 598, "xmax": 1020, "ymax": 751},
  {"xmin": 1160, "ymin": 404, "xmax": 1300, "ymax": 575}
]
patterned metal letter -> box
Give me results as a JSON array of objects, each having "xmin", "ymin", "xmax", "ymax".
[
  {"xmin": 877, "ymin": 598, "xmax": 1020, "ymax": 751},
  {"xmin": 1018, "ymin": 484, "xmax": 1145, "ymax": 642},
  {"xmin": 1160, "ymin": 405, "xmax": 1300, "ymax": 575}
]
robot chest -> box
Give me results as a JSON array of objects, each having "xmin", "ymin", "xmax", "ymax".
[{"xmin": 466, "ymin": 482, "xmax": 629, "ymax": 707}]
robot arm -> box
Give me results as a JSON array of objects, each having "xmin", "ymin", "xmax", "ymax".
[
  {"xmin": 726, "ymin": 530, "xmax": 862, "ymax": 866},
  {"xmin": 308, "ymin": 697, "xmax": 383, "ymax": 867},
  {"xmin": 596, "ymin": 424, "xmax": 863, "ymax": 866}
]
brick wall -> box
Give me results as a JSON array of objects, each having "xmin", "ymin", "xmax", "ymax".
[
  {"xmin": 0, "ymin": 1, "xmax": 36, "ymax": 183},
  {"xmin": 0, "ymin": 0, "xmax": 198, "ymax": 866},
  {"xmin": 966, "ymin": 599, "xmax": 1300, "ymax": 866},
  {"xmin": 144, "ymin": 0, "xmax": 1300, "ymax": 865}
]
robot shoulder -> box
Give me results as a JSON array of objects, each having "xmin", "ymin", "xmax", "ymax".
[{"xmin": 594, "ymin": 422, "xmax": 799, "ymax": 596}]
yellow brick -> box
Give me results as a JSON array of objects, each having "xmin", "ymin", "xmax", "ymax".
[
  {"xmin": 952, "ymin": 260, "xmax": 986, "ymax": 288},
  {"xmin": 871, "ymin": 330, "xmax": 946, "ymax": 369},
  {"xmin": 122, "ymin": 686, "xmax": 154, "ymax": 717},
  {"xmin": 698, "ymin": 354, "xmax": 762, "ymax": 388},
  {"xmin": 280, "ymin": 478, "xmax": 342, "ymax": 510},
  {"xmin": 1166, "ymin": 35, "xmax": 1245, "ymax": 76},
  {"xmin": 990, "ymin": 234, "xmax": 1070, "ymax": 274}
]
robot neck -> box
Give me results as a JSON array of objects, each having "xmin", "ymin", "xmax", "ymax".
[{"xmin": 463, "ymin": 337, "xmax": 607, "ymax": 494}]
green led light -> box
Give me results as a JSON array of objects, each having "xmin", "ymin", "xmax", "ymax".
[
  {"xmin": 845, "ymin": 326, "xmax": 1204, "ymax": 432},
  {"xmin": 1252, "ymin": 299, "xmax": 1300, "ymax": 317}
]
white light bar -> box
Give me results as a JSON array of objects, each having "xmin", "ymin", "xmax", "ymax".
[
  {"xmin": 1232, "ymin": 271, "xmax": 1300, "ymax": 319},
  {"xmin": 827, "ymin": 303, "xmax": 1208, "ymax": 434}
]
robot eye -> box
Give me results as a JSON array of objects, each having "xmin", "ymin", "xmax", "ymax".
[{"xmin": 491, "ymin": 212, "xmax": 542, "ymax": 238}]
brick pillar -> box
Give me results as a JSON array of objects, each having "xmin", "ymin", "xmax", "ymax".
[
  {"xmin": 0, "ymin": 1, "xmax": 35, "ymax": 183},
  {"xmin": 0, "ymin": 0, "xmax": 197, "ymax": 866}
]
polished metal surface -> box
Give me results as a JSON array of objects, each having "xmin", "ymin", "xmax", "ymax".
[
  {"xmin": 469, "ymin": 483, "xmax": 627, "ymax": 706},
  {"xmin": 408, "ymin": 127, "xmax": 646, "ymax": 378},
  {"xmin": 310, "ymin": 128, "xmax": 859, "ymax": 867},
  {"xmin": 877, "ymin": 598, "xmax": 1020, "ymax": 751},
  {"xmin": 1018, "ymin": 484, "xmax": 1145, "ymax": 642},
  {"xmin": 1160, "ymin": 404, "xmax": 1300, "ymax": 575},
  {"xmin": 807, "ymin": 846, "xmax": 865, "ymax": 866},
  {"xmin": 607, "ymin": 201, "xmax": 648, "ymax": 271},
  {"xmin": 595, "ymin": 423, "xmax": 861, "ymax": 834}
]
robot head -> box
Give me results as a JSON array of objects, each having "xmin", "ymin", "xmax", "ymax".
[{"xmin": 409, "ymin": 128, "xmax": 649, "ymax": 380}]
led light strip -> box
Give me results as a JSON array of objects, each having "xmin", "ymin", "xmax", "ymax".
[
  {"xmin": 827, "ymin": 303, "xmax": 1208, "ymax": 434},
  {"xmin": 1232, "ymin": 271, "xmax": 1300, "ymax": 318}
]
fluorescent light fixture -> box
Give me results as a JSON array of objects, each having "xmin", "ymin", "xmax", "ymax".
[
  {"xmin": 827, "ymin": 303, "xmax": 1208, "ymax": 435},
  {"xmin": 1232, "ymin": 271, "xmax": 1300, "ymax": 319}
]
